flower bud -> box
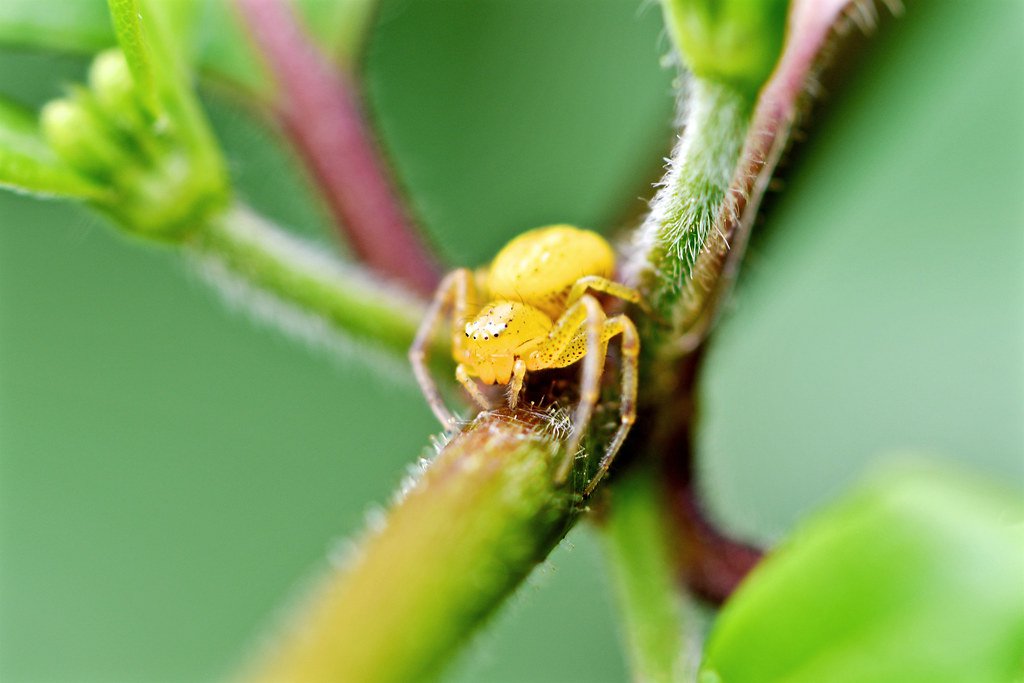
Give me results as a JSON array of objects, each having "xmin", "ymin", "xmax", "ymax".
[
  {"xmin": 661, "ymin": 0, "xmax": 789, "ymax": 93},
  {"xmin": 40, "ymin": 97, "xmax": 127, "ymax": 178},
  {"xmin": 89, "ymin": 49, "xmax": 146, "ymax": 132},
  {"xmin": 39, "ymin": 48, "xmax": 228, "ymax": 242}
]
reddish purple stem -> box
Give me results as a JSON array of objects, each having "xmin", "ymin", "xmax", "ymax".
[
  {"xmin": 236, "ymin": 0, "xmax": 442, "ymax": 296},
  {"xmin": 675, "ymin": 486, "xmax": 763, "ymax": 604}
]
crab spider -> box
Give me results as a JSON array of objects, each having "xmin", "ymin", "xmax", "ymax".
[{"xmin": 409, "ymin": 225, "xmax": 643, "ymax": 495}]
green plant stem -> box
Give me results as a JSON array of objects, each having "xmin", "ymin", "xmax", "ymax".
[
  {"xmin": 627, "ymin": 77, "xmax": 753, "ymax": 381},
  {"xmin": 242, "ymin": 410, "xmax": 578, "ymax": 683},
  {"xmin": 602, "ymin": 464, "xmax": 693, "ymax": 683},
  {"xmin": 190, "ymin": 203, "xmax": 443, "ymax": 366}
]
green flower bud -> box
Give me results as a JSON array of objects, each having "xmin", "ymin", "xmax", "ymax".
[
  {"xmin": 109, "ymin": 150, "xmax": 226, "ymax": 241},
  {"xmin": 89, "ymin": 49, "xmax": 146, "ymax": 132},
  {"xmin": 39, "ymin": 49, "xmax": 229, "ymax": 242},
  {"xmin": 40, "ymin": 96, "xmax": 128, "ymax": 178},
  {"xmin": 661, "ymin": 0, "xmax": 789, "ymax": 93},
  {"xmin": 39, "ymin": 47, "xmax": 228, "ymax": 242}
]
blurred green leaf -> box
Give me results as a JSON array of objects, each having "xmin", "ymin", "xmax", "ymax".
[
  {"xmin": 699, "ymin": 464, "xmax": 1024, "ymax": 683},
  {"xmin": 0, "ymin": 97, "xmax": 104, "ymax": 198},
  {"xmin": 0, "ymin": 0, "xmax": 269, "ymax": 95},
  {"xmin": 0, "ymin": 0, "xmax": 112, "ymax": 54},
  {"xmin": 0, "ymin": 0, "xmax": 380, "ymax": 98},
  {"xmin": 296, "ymin": 0, "xmax": 378, "ymax": 67}
]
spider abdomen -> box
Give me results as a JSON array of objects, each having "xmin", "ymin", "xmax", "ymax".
[{"xmin": 486, "ymin": 225, "xmax": 615, "ymax": 318}]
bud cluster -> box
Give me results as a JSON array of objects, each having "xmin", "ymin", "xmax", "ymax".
[{"xmin": 40, "ymin": 50, "xmax": 228, "ymax": 241}]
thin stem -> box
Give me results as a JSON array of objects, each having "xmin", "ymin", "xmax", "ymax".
[
  {"xmin": 235, "ymin": 0, "xmax": 442, "ymax": 295},
  {"xmin": 241, "ymin": 410, "xmax": 579, "ymax": 683},
  {"xmin": 602, "ymin": 464, "xmax": 694, "ymax": 683},
  {"xmin": 189, "ymin": 203, "xmax": 443, "ymax": 368}
]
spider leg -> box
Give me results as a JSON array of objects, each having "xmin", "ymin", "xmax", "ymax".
[
  {"xmin": 550, "ymin": 295, "xmax": 606, "ymax": 484},
  {"xmin": 566, "ymin": 275, "xmax": 649, "ymax": 313},
  {"xmin": 409, "ymin": 268, "xmax": 475, "ymax": 429},
  {"xmin": 508, "ymin": 358, "xmax": 527, "ymax": 409},
  {"xmin": 456, "ymin": 363, "xmax": 492, "ymax": 411},
  {"xmin": 583, "ymin": 314, "xmax": 639, "ymax": 496}
]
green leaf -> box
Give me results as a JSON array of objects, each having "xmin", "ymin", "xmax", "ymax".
[
  {"xmin": 295, "ymin": 0, "xmax": 379, "ymax": 67},
  {"xmin": 0, "ymin": 0, "xmax": 112, "ymax": 54},
  {"xmin": 0, "ymin": 97, "xmax": 104, "ymax": 198},
  {"xmin": 0, "ymin": 0, "xmax": 383, "ymax": 98},
  {"xmin": 699, "ymin": 464, "xmax": 1024, "ymax": 683},
  {"xmin": 186, "ymin": 0, "xmax": 269, "ymax": 94},
  {"xmin": 0, "ymin": 0, "xmax": 268, "ymax": 96}
]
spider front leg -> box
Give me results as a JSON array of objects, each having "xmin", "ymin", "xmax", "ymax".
[
  {"xmin": 583, "ymin": 314, "xmax": 639, "ymax": 496},
  {"xmin": 456, "ymin": 363, "xmax": 492, "ymax": 411},
  {"xmin": 532, "ymin": 295, "xmax": 607, "ymax": 485},
  {"xmin": 508, "ymin": 359, "xmax": 527, "ymax": 409},
  {"xmin": 409, "ymin": 268, "xmax": 476, "ymax": 429},
  {"xmin": 566, "ymin": 275, "xmax": 647, "ymax": 312}
]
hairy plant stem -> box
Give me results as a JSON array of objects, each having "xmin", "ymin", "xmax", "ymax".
[
  {"xmin": 626, "ymin": 77, "xmax": 753, "ymax": 391},
  {"xmin": 620, "ymin": 0, "xmax": 865, "ymax": 609},
  {"xmin": 243, "ymin": 411, "xmax": 578, "ymax": 683},
  {"xmin": 679, "ymin": 0, "xmax": 864, "ymax": 347},
  {"xmin": 189, "ymin": 203, "xmax": 445, "ymax": 367}
]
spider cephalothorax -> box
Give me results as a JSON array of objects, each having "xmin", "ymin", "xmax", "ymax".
[{"xmin": 410, "ymin": 225, "xmax": 643, "ymax": 494}]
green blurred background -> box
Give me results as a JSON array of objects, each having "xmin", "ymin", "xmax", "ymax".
[{"xmin": 0, "ymin": 1, "xmax": 1021, "ymax": 681}]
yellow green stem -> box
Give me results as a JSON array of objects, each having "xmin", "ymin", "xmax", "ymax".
[
  {"xmin": 191, "ymin": 203, "xmax": 445, "ymax": 368},
  {"xmin": 242, "ymin": 411, "xmax": 578, "ymax": 683},
  {"xmin": 603, "ymin": 464, "xmax": 693, "ymax": 683}
]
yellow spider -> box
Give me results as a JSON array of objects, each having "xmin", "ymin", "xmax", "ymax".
[{"xmin": 410, "ymin": 224, "xmax": 643, "ymax": 495}]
